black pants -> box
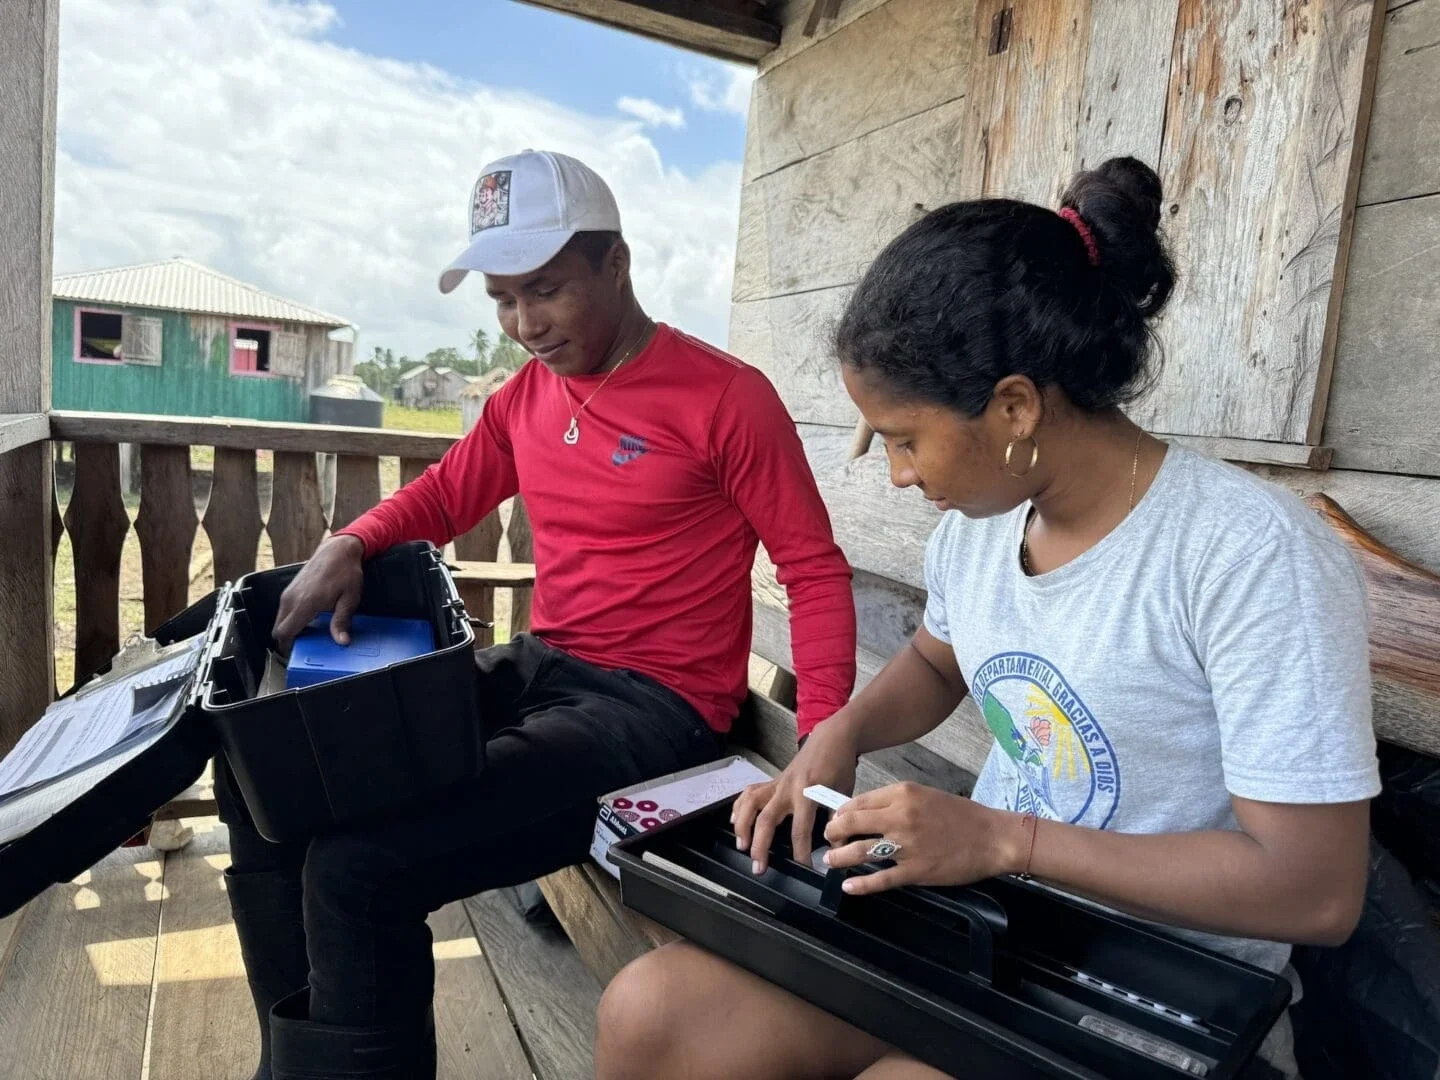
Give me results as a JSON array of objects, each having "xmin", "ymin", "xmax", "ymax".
[{"xmin": 216, "ymin": 633, "xmax": 725, "ymax": 1028}]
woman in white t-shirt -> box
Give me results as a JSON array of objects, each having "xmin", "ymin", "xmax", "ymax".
[{"xmin": 593, "ymin": 157, "xmax": 1378, "ymax": 1080}]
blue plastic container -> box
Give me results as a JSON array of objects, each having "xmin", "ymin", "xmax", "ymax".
[{"xmin": 286, "ymin": 613, "xmax": 435, "ymax": 689}]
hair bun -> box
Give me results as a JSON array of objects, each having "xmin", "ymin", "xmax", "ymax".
[{"xmin": 1061, "ymin": 156, "xmax": 1174, "ymax": 317}]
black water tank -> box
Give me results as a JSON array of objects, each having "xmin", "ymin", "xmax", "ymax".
[{"xmin": 310, "ymin": 377, "xmax": 384, "ymax": 427}]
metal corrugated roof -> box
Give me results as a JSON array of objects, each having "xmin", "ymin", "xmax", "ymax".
[{"xmin": 52, "ymin": 257, "xmax": 352, "ymax": 328}]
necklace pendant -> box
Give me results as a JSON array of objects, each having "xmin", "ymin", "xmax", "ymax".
[{"xmin": 563, "ymin": 417, "xmax": 580, "ymax": 445}]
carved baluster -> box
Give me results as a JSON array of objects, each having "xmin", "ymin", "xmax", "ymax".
[
  {"xmin": 268, "ymin": 451, "xmax": 328, "ymax": 566},
  {"xmin": 204, "ymin": 447, "xmax": 264, "ymax": 586},
  {"xmin": 64, "ymin": 443, "xmax": 132, "ymax": 681},
  {"xmin": 398, "ymin": 457, "xmax": 434, "ymax": 488},
  {"xmin": 134, "ymin": 444, "xmax": 197, "ymax": 635},
  {"xmin": 330, "ymin": 454, "xmax": 381, "ymax": 532},
  {"xmin": 50, "ymin": 469, "xmax": 64, "ymax": 695},
  {"xmin": 506, "ymin": 496, "xmax": 533, "ymax": 635},
  {"xmin": 453, "ymin": 509, "xmax": 501, "ymax": 648}
]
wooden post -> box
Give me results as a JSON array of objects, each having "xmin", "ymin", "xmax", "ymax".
[{"xmin": 0, "ymin": 0, "xmax": 59, "ymax": 753}]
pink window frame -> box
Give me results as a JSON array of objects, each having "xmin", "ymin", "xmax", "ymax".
[
  {"xmin": 230, "ymin": 320, "xmax": 281, "ymax": 377},
  {"xmin": 73, "ymin": 306, "xmax": 126, "ymax": 365}
]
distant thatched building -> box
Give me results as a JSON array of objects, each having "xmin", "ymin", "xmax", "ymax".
[
  {"xmin": 396, "ymin": 364, "xmax": 468, "ymax": 409},
  {"xmin": 459, "ymin": 367, "xmax": 513, "ymax": 433}
]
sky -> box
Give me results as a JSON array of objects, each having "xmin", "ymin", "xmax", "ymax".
[{"xmin": 53, "ymin": 0, "xmax": 753, "ymax": 361}]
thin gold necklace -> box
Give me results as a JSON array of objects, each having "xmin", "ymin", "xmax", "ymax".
[
  {"xmin": 562, "ymin": 319, "xmax": 653, "ymax": 446},
  {"xmin": 1021, "ymin": 429, "xmax": 1144, "ymax": 576}
]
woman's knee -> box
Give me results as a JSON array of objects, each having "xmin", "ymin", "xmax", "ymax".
[{"xmin": 594, "ymin": 943, "xmax": 714, "ymax": 1079}]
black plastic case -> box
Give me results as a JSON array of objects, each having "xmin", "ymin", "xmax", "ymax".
[
  {"xmin": 610, "ymin": 801, "xmax": 1292, "ymax": 1080},
  {"xmin": 0, "ymin": 542, "xmax": 481, "ymax": 917}
]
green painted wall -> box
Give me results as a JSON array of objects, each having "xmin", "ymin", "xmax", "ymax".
[{"xmin": 52, "ymin": 300, "xmax": 308, "ymax": 421}]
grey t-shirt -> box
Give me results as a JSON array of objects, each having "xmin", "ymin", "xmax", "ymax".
[{"xmin": 923, "ymin": 444, "xmax": 1380, "ymax": 972}]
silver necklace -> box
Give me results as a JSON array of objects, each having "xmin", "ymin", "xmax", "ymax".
[
  {"xmin": 563, "ymin": 320, "xmax": 653, "ymax": 446},
  {"xmin": 1021, "ymin": 430, "xmax": 1144, "ymax": 575}
]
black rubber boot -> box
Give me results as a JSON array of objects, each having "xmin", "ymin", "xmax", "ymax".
[
  {"xmin": 269, "ymin": 989, "xmax": 437, "ymax": 1080},
  {"xmin": 225, "ymin": 869, "xmax": 311, "ymax": 1080}
]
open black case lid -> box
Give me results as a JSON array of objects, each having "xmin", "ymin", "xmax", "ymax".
[
  {"xmin": 0, "ymin": 593, "xmax": 221, "ymax": 917},
  {"xmin": 0, "ymin": 540, "xmax": 474, "ymax": 917}
]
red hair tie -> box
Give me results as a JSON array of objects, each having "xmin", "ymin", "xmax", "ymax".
[{"xmin": 1058, "ymin": 207, "xmax": 1100, "ymax": 267}]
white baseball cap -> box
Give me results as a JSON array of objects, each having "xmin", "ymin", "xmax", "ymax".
[{"xmin": 438, "ymin": 150, "xmax": 623, "ymax": 293}]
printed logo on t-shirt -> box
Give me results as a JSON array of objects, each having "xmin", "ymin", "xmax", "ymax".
[
  {"xmin": 972, "ymin": 652, "xmax": 1121, "ymax": 829},
  {"xmin": 612, "ymin": 435, "xmax": 649, "ymax": 466}
]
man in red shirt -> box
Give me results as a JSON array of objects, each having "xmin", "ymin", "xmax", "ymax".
[{"xmin": 216, "ymin": 150, "xmax": 856, "ymax": 1080}]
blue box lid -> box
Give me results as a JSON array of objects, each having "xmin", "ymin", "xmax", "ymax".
[{"xmin": 286, "ymin": 613, "xmax": 435, "ymax": 690}]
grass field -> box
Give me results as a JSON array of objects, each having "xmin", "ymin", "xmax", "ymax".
[
  {"xmin": 383, "ymin": 403, "xmax": 462, "ymax": 434},
  {"xmin": 50, "ymin": 406, "xmax": 471, "ymax": 690}
]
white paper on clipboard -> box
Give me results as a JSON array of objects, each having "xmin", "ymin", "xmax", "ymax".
[{"xmin": 0, "ymin": 636, "xmax": 202, "ymax": 820}]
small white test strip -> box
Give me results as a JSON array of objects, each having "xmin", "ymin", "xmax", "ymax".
[{"xmin": 802, "ymin": 785, "xmax": 851, "ymax": 812}]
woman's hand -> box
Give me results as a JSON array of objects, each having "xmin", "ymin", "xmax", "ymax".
[
  {"xmin": 731, "ymin": 715, "xmax": 862, "ymax": 874},
  {"xmin": 821, "ymin": 782, "xmax": 1024, "ymax": 895}
]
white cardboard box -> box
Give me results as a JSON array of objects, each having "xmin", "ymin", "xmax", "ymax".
[{"xmin": 590, "ymin": 755, "xmax": 771, "ymax": 879}]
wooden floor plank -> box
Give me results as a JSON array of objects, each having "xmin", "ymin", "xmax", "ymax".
[
  {"xmin": 430, "ymin": 900, "xmax": 533, "ymax": 1080},
  {"xmin": 0, "ymin": 902, "xmax": 30, "ymax": 988},
  {"xmin": 0, "ymin": 845, "xmax": 164, "ymax": 1080},
  {"xmin": 464, "ymin": 888, "xmax": 602, "ymax": 1080},
  {"xmin": 0, "ymin": 827, "xmax": 554, "ymax": 1080},
  {"xmin": 147, "ymin": 819, "xmax": 259, "ymax": 1080}
]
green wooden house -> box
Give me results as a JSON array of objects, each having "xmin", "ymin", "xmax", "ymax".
[{"xmin": 52, "ymin": 257, "xmax": 355, "ymax": 423}]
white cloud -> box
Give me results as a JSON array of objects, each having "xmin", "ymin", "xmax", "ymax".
[
  {"xmin": 687, "ymin": 63, "xmax": 754, "ymax": 118},
  {"xmin": 616, "ymin": 96, "xmax": 685, "ymax": 130},
  {"xmin": 53, "ymin": 0, "xmax": 743, "ymax": 361}
]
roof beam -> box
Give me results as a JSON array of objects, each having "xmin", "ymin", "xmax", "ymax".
[{"xmin": 511, "ymin": 0, "xmax": 778, "ymax": 64}]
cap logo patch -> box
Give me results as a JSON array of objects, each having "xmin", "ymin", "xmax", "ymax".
[{"xmin": 470, "ymin": 171, "xmax": 512, "ymax": 235}]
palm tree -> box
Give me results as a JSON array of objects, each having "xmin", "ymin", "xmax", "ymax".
[
  {"xmin": 490, "ymin": 335, "xmax": 528, "ymax": 372},
  {"xmin": 470, "ymin": 328, "xmax": 491, "ymax": 370}
]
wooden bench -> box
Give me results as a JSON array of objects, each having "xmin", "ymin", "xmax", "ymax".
[
  {"xmin": 450, "ymin": 560, "xmax": 537, "ymax": 588},
  {"xmin": 540, "ymin": 494, "xmax": 1440, "ymax": 986}
]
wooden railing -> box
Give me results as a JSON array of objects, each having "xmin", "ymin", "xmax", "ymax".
[{"xmin": 48, "ymin": 410, "xmax": 532, "ymax": 691}]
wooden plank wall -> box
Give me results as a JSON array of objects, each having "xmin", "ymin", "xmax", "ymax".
[
  {"xmin": 737, "ymin": 0, "xmax": 1440, "ymax": 780},
  {"xmin": 0, "ymin": 0, "xmax": 58, "ymax": 755},
  {"xmin": 1324, "ymin": 0, "xmax": 1440, "ymax": 476},
  {"xmin": 734, "ymin": 0, "xmax": 1385, "ymax": 450}
]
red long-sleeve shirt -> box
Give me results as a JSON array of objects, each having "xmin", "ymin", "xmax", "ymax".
[{"xmin": 339, "ymin": 324, "xmax": 856, "ymax": 735}]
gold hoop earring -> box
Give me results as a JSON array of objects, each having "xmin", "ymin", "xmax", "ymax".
[{"xmin": 1004, "ymin": 435, "xmax": 1039, "ymax": 478}]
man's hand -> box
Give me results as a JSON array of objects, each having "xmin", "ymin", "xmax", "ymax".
[
  {"xmin": 731, "ymin": 713, "xmax": 861, "ymax": 874},
  {"xmin": 273, "ymin": 534, "xmax": 366, "ymax": 651}
]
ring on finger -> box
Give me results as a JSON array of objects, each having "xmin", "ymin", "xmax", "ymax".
[{"xmin": 865, "ymin": 838, "xmax": 902, "ymax": 860}]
